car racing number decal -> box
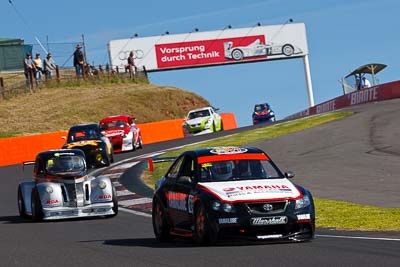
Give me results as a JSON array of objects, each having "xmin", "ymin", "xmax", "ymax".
[
  {"xmin": 167, "ymin": 192, "xmax": 194, "ymax": 213},
  {"xmin": 210, "ymin": 147, "xmax": 248, "ymax": 155}
]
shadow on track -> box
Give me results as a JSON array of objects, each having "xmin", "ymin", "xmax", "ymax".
[{"xmin": 80, "ymin": 237, "xmax": 304, "ymax": 248}]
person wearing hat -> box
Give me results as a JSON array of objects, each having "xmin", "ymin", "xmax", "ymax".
[
  {"xmin": 43, "ymin": 53, "xmax": 57, "ymax": 80},
  {"xmin": 33, "ymin": 53, "xmax": 43, "ymax": 84},
  {"xmin": 73, "ymin": 44, "xmax": 85, "ymax": 77}
]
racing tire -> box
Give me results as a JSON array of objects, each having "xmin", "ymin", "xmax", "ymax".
[
  {"xmin": 132, "ymin": 137, "xmax": 137, "ymax": 151},
  {"xmin": 152, "ymin": 197, "xmax": 173, "ymax": 241},
  {"xmin": 194, "ymin": 203, "xmax": 218, "ymax": 245},
  {"xmin": 106, "ymin": 185, "xmax": 118, "ymax": 218},
  {"xmin": 231, "ymin": 49, "xmax": 244, "ymax": 61},
  {"xmin": 282, "ymin": 44, "xmax": 294, "ymax": 56},
  {"xmin": 138, "ymin": 135, "xmax": 143, "ymax": 149},
  {"xmin": 31, "ymin": 187, "xmax": 43, "ymax": 222},
  {"xmin": 110, "ymin": 149, "xmax": 115, "ymax": 163},
  {"xmin": 18, "ymin": 185, "xmax": 28, "ymax": 218}
]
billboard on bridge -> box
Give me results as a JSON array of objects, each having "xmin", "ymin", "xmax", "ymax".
[{"xmin": 108, "ymin": 23, "xmax": 308, "ymax": 71}]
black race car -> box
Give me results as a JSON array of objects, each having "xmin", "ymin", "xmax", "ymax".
[
  {"xmin": 62, "ymin": 123, "xmax": 114, "ymax": 168},
  {"xmin": 152, "ymin": 146, "xmax": 315, "ymax": 244}
]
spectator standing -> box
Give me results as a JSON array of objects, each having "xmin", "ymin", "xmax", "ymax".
[
  {"xmin": 33, "ymin": 53, "xmax": 43, "ymax": 84},
  {"xmin": 362, "ymin": 77, "xmax": 371, "ymax": 88},
  {"xmin": 23, "ymin": 53, "xmax": 36, "ymax": 86},
  {"xmin": 43, "ymin": 53, "xmax": 57, "ymax": 80},
  {"xmin": 355, "ymin": 78, "xmax": 361, "ymax": 90},
  {"xmin": 73, "ymin": 44, "xmax": 85, "ymax": 77},
  {"xmin": 127, "ymin": 51, "xmax": 136, "ymax": 75}
]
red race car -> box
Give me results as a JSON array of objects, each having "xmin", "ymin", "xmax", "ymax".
[{"xmin": 99, "ymin": 115, "xmax": 143, "ymax": 153}]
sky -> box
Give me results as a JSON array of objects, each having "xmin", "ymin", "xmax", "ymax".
[{"xmin": 2, "ymin": 0, "xmax": 400, "ymax": 127}]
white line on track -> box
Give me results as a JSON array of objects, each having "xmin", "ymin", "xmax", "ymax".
[
  {"xmin": 316, "ymin": 234, "xmax": 400, "ymax": 242},
  {"xmin": 119, "ymin": 207, "xmax": 152, "ymax": 218},
  {"xmin": 116, "ymin": 189, "xmax": 136, "ymax": 196},
  {"xmin": 119, "ymin": 198, "xmax": 152, "ymax": 206}
]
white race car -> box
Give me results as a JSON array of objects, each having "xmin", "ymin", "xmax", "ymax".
[
  {"xmin": 182, "ymin": 107, "xmax": 223, "ymax": 136},
  {"xmin": 18, "ymin": 149, "xmax": 118, "ymax": 221}
]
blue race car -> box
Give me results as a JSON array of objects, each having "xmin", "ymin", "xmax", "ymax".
[{"xmin": 252, "ymin": 103, "xmax": 276, "ymax": 125}]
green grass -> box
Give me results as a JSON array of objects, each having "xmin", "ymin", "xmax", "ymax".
[
  {"xmin": 315, "ymin": 198, "xmax": 400, "ymax": 231},
  {"xmin": 143, "ymin": 111, "xmax": 400, "ymax": 232}
]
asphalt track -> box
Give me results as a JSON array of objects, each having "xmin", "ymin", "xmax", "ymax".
[{"xmin": 0, "ymin": 99, "xmax": 399, "ymax": 266}]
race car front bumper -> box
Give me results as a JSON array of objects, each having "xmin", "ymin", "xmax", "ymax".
[
  {"xmin": 42, "ymin": 202, "xmax": 115, "ymax": 220},
  {"xmin": 210, "ymin": 212, "xmax": 315, "ymax": 242}
]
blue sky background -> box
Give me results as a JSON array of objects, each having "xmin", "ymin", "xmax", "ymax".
[{"xmin": 2, "ymin": 0, "xmax": 399, "ymax": 127}]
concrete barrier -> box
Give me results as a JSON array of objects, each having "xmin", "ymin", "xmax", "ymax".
[{"xmin": 0, "ymin": 112, "xmax": 237, "ymax": 166}]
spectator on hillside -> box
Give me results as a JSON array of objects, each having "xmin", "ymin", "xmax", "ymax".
[
  {"xmin": 98, "ymin": 64, "xmax": 104, "ymax": 75},
  {"xmin": 127, "ymin": 51, "xmax": 136, "ymax": 74},
  {"xmin": 43, "ymin": 53, "xmax": 57, "ymax": 80},
  {"xmin": 73, "ymin": 44, "xmax": 85, "ymax": 77},
  {"xmin": 23, "ymin": 53, "xmax": 36, "ymax": 86},
  {"xmin": 33, "ymin": 53, "xmax": 43, "ymax": 84}
]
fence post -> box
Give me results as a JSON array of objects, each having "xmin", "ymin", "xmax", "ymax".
[
  {"xmin": 106, "ymin": 64, "xmax": 110, "ymax": 80},
  {"xmin": 55, "ymin": 65, "xmax": 60, "ymax": 82},
  {"xmin": 143, "ymin": 65, "xmax": 148, "ymax": 80},
  {"xmin": 0, "ymin": 77, "xmax": 4, "ymax": 99}
]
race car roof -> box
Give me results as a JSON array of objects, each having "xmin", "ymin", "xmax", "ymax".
[
  {"xmin": 37, "ymin": 149, "xmax": 85, "ymax": 160},
  {"xmin": 100, "ymin": 115, "xmax": 131, "ymax": 122},
  {"xmin": 68, "ymin": 123, "xmax": 100, "ymax": 131},
  {"xmin": 188, "ymin": 147, "xmax": 271, "ymax": 163}
]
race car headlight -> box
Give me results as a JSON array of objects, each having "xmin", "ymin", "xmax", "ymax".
[
  {"xmin": 295, "ymin": 195, "xmax": 311, "ymax": 209},
  {"xmin": 211, "ymin": 201, "xmax": 235, "ymax": 213},
  {"xmin": 45, "ymin": 186, "xmax": 54, "ymax": 194},
  {"xmin": 98, "ymin": 181, "xmax": 107, "ymax": 189},
  {"xmin": 211, "ymin": 201, "xmax": 221, "ymax": 211},
  {"xmin": 223, "ymin": 203, "xmax": 235, "ymax": 213}
]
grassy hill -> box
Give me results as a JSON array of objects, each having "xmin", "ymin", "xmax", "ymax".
[{"xmin": 0, "ymin": 79, "xmax": 210, "ymax": 137}]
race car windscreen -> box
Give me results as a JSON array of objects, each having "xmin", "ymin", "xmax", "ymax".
[
  {"xmin": 46, "ymin": 155, "xmax": 85, "ymax": 175},
  {"xmin": 199, "ymin": 159, "xmax": 283, "ymax": 182},
  {"xmin": 188, "ymin": 109, "xmax": 211, "ymax": 119},
  {"xmin": 100, "ymin": 120, "xmax": 127, "ymax": 130},
  {"xmin": 68, "ymin": 126, "xmax": 100, "ymax": 142}
]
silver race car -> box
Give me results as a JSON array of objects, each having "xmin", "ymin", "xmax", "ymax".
[{"xmin": 17, "ymin": 149, "xmax": 118, "ymax": 221}]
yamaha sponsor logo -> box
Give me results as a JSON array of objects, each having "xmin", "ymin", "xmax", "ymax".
[{"xmin": 251, "ymin": 216, "xmax": 288, "ymax": 225}]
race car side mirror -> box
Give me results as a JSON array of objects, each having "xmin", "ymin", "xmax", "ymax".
[
  {"xmin": 178, "ymin": 175, "xmax": 193, "ymax": 184},
  {"xmin": 285, "ymin": 171, "xmax": 295, "ymax": 179}
]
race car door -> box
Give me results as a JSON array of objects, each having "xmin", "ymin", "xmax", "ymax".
[{"xmin": 168, "ymin": 154, "xmax": 196, "ymax": 231}]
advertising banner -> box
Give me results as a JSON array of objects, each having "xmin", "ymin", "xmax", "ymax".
[
  {"xmin": 285, "ymin": 81, "xmax": 400, "ymax": 120},
  {"xmin": 108, "ymin": 23, "xmax": 308, "ymax": 71}
]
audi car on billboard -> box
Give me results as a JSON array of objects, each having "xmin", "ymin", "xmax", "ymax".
[{"xmin": 224, "ymin": 39, "xmax": 302, "ymax": 61}]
